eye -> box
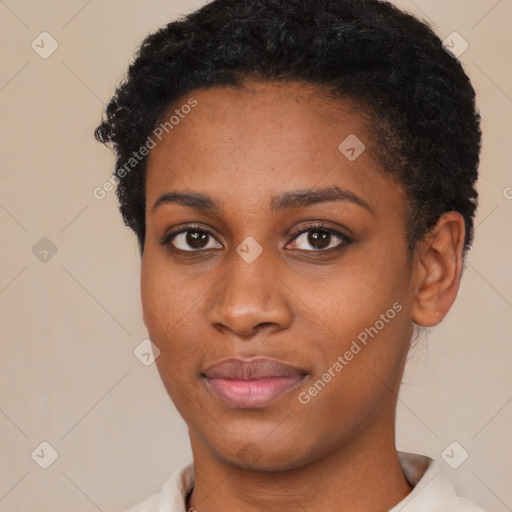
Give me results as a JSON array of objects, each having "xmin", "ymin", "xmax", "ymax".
[
  {"xmin": 161, "ymin": 225, "xmax": 222, "ymax": 252},
  {"xmin": 161, "ymin": 223, "xmax": 351, "ymax": 254},
  {"xmin": 287, "ymin": 224, "xmax": 351, "ymax": 252}
]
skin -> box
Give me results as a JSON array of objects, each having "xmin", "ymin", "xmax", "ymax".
[{"xmin": 140, "ymin": 81, "xmax": 465, "ymax": 512}]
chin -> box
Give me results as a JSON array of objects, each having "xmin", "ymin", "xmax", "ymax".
[{"xmin": 209, "ymin": 434, "xmax": 318, "ymax": 473}]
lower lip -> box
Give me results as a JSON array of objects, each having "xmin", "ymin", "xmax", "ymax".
[{"xmin": 204, "ymin": 375, "xmax": 306, "ymax": 408}]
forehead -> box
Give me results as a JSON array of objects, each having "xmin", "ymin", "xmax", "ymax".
[{"xmin": 145, "ymin": 81, "xmax": 403, "ymax": 215}]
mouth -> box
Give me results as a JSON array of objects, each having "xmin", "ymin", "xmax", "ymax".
[{"xmin": 202, "ymin": 357, "xmax": 308, "ymax": 409}]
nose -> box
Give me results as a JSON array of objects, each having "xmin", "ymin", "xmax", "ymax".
[{"xmin": 207, "ymin": 247, "xmax": 293, "ymax": 338}]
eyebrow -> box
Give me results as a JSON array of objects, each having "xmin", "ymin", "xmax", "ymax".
[{"xmin": 151, "ymin": 185, "xmax": 373, "ymax": 215}]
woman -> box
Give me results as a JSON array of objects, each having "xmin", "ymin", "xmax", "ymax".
[{"xmin": 95, "ymin": 0, "xmax": 484, "ymax": 510}]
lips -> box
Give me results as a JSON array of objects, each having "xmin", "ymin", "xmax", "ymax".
[
  {"xmin": 203, "ymin": 357, "xmax": 306, "ymax": 380},
  {"xmin": 202, "ymin": 357, "xmax": 308, "ymax": 408}
]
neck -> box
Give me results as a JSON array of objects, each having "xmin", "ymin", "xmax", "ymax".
[{"xmin": 186, "ymin": 421, "xmax": 412, "ymax": 512}]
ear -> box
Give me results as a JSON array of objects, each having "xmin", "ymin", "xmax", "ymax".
[{"xmin": 411, "ymin": 212, "xmax": 466, "ymax": 327}]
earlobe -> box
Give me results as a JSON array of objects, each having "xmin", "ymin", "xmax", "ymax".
[{"xmin": 411, "ymin": 212, "xmax": 466, "ymax": 327}]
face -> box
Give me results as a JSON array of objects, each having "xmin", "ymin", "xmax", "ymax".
[{"xmin": 141, "ymin": 81, "xmax": 417, "ymax": 471}]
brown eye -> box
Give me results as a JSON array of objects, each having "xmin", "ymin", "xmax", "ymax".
[
  {"xmin": 166, "ymin": 228, "xmax": 222, "ymax": 252},
  {"xmin": 287, "ymin": 226, "xmax": 351, "ymax": 251},
  {"xmin": 307, "ymin": 230, "xmax": 331, "ymax": 250}
]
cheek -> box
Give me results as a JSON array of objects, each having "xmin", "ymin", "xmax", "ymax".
[
  {"xmin": 140, "ymin": 256, "xmax": 201, "ymax": 363},
  {"xmin": 298, "ymin": 249, "xmax": 411, "ymax": 391},
  {"xmin": 142, "ymin": 253, "xmax": 187, "ymax": 331},
  {"xmin": 296, "ymin": 306, "xmax": 410, "ymax": 446},
  {"xmin": 300, "ymin": 254, "xmax": 406, "ymax": 338},
  {"xmin": 141, "ymin": 260, "xmax": 204, "ymax": 413}
]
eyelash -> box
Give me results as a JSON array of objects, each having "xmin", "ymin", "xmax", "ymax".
[{"xmin": 160, "ymin": 223, "xmax": 353, "ymax": 254}]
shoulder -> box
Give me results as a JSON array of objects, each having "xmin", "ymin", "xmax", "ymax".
[
  {"xmin": 124, "ymin": 494, "xmax": 159, "ymax": 512},
  {"xmin": 393, "ymin": 451, "xmax": 486, "ymax": 512},
  {"xmin": 122, "ymin": 461, "xmax": 195, "ymax": 512}
]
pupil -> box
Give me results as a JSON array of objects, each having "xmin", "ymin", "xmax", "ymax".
[
  {"xmin": 309, "ymin": 230, "xmax": 330, "ymax": 249},
  {"xmin": 187, "ymin": 231, "xmax": 208, "ymax": 249}
]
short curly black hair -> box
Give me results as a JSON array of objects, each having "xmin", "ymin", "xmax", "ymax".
[{"xmin": 95, "ymin": 0, "xmax": 481, "ymax": 257}]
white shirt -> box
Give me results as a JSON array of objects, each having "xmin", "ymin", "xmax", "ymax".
[{"xmin": 125, "ymin": 451, "xmax": 485, "ymax": 512}]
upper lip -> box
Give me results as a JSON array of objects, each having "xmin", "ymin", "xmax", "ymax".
[{"xmin": 202, "ymin": 357, "xmax": 308, "ymax": 380}]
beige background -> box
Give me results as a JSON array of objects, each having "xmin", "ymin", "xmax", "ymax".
[{"xmin": 0, "ymin": 0, "xmax": 511, "ymax": 510}]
